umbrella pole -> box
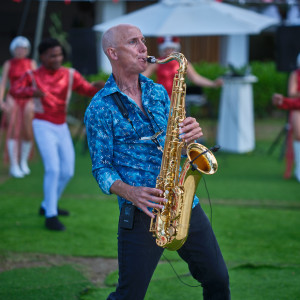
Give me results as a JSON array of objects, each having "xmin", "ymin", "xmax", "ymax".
[
  {"xmin": 17, "ymin": 0, "xmax": 32, "ymax": 36},
  {"xmin": 33, "ymin": 0, "xmax": 48, "ymax": 62}
]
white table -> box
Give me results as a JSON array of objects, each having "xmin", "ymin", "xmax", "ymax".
[{"xmin": 217, "ymin": 75, "xmax": 257, "ymax": 153}]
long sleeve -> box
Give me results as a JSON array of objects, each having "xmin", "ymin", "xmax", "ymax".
[
  {"xmin": 279, "ymin": 97, "xmax": 300, "ymax": 110},
  {"xmin": 84, "ymin": 98, "xmax": 121, "ymax": 195},
  {"xmin": 72, "ymin": 70, "xmax": 99, "ymax": 97}
]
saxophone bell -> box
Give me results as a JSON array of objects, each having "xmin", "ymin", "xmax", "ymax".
[{"xmin": 189, "ymin": 145, "xmax": 220, "ymax": 171}]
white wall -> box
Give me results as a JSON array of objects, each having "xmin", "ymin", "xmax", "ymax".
[{"xmin": 220, "ymin": 35, "xmax": 249, "ymax": 68}]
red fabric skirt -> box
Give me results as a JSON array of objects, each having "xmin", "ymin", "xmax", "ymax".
[{"xmin": 0, "ymin": 94, "xmax": 34, "ymax": 163}]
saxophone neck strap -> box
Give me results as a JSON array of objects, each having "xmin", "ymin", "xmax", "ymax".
[
  {"xmin": 111, "ymin": 92, "xmax": 140, "ymax": 137},
  {"xmin": 112, "ymin": 92, "xmax": 129, "ymax": 120},
  {"xmin": 111, "ymin": 92, "xmax": 163, "ymax": 152}
]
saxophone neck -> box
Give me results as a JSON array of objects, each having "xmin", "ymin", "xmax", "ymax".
[{"xmin": 147, "ymin": 52, "xmax": 188, "ymax": 73}]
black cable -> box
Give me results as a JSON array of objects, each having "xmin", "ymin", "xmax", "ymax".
[
  {"xmin": 138, "ymin": 147, "xmax": 221, "ymax": 288},
  {"xmin": 160, "ymin": 175, "xmax": 217, "ymax": 288},
  {"xmin": 202, "ymin": 176, "xmax": 219, "ymax": 261},
  {"xmin": 140, "ymin": 174, "xmax": 215, "ymax": 288},
  {"xmin": 161, "ymin": 253, "xmax": 201, "ymax": 288},
  {"xmin": 140, "ymin": 211, "xmax": 201, "ymax": 288},
  {"xmin": 202, "ymin": 176, "xmax": 213, "ymax": 227}
]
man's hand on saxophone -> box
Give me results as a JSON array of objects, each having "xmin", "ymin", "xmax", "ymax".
[
  {"xmin": 110, "ymin": 180, "xmax": 167, "ymax": 218},
  {"xmin": 179, "ymin": 116, "xmax": 203, "ymax": 143}
]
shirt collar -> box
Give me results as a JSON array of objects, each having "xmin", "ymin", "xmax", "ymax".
[{"xmin": 101, "ymin": 73, "xmax": 154, "ymax": 99}]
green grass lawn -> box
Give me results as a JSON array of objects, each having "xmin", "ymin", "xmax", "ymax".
[{"xmin": 0, "ymin": 118, "xmax": 300, "ymax": 299}]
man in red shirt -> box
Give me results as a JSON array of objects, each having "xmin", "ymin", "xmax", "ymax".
[{"xmin": 12, "ymin": 38, "xmax": 104, "ymax": 230}]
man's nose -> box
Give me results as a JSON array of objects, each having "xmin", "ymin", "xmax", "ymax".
[{"xmin": 138, "ymin": 41, "xmax": 147, "ymax": 52}]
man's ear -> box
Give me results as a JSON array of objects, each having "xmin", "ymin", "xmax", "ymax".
[{"xmin": 107, "ymin": 47, "xmax": 118, "ymax": 61}]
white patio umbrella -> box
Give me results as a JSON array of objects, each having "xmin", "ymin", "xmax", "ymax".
[{"xmin": 93, "ymin": 0, "xmax": 278, "ymax": 36}]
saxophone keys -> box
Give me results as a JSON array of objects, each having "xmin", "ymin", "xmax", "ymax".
[
  {"xmin": 160, "ymin": 210, "xmax": 169, "ymax": 222},
  {"xmin": 156, "ymin": 236, "xmax": 167, "ymax": 247},
  {"xmin": 167, "ymin": 226, "xmax": 176, "ymax": 237}
]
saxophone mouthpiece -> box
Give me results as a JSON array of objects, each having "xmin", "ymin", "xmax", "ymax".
[{"xmin": 147, "ymin": 56, "xmax": 156, "ymax": 64}]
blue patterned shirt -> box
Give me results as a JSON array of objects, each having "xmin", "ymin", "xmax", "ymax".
[{"xmin": 84, "ymin": 73, "xmax": 199, "ymax": 210}]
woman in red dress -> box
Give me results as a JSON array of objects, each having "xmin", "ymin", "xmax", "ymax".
[
  {"xmin": 143, "ymin": 36, "xmax": 223, "ymax": 99},
  {"xmin": 0, "ymin": 36, "xmax": 37, "ymax": 178}
]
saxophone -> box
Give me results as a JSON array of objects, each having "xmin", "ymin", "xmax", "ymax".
[{"xmin": 148, "ymin": 52, "xmax": 218, "ymax": 251}]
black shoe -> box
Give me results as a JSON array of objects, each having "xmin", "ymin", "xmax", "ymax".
[
  {"xmin": 39, "ymin": 207, "xmax": 70, "ymax": 216},
  {"xmin": 45, "ymin": 216, "xmax": 65, "ymax": 231}
]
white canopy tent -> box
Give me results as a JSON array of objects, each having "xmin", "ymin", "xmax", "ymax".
[
  {"xmin": 94, "ymin": 0, "xmax": 277, "ymax": 36},
  {"xmin": 93, "ymin": 0, "xmax": 278, "ymax": 72}
]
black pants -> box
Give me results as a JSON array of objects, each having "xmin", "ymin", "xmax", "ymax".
[{"xmin": 107, "ymin": 204, "xmax": 230, "ymax": 300}]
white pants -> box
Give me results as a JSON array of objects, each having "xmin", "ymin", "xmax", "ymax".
[{"xmin": 33, "ymin": 119, "xmax": 75, "ymax": 217}]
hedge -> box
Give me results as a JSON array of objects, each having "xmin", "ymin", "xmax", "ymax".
[{"xmin": 194, "ymin": 61, "xmax": 289, "ymax": 118}]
